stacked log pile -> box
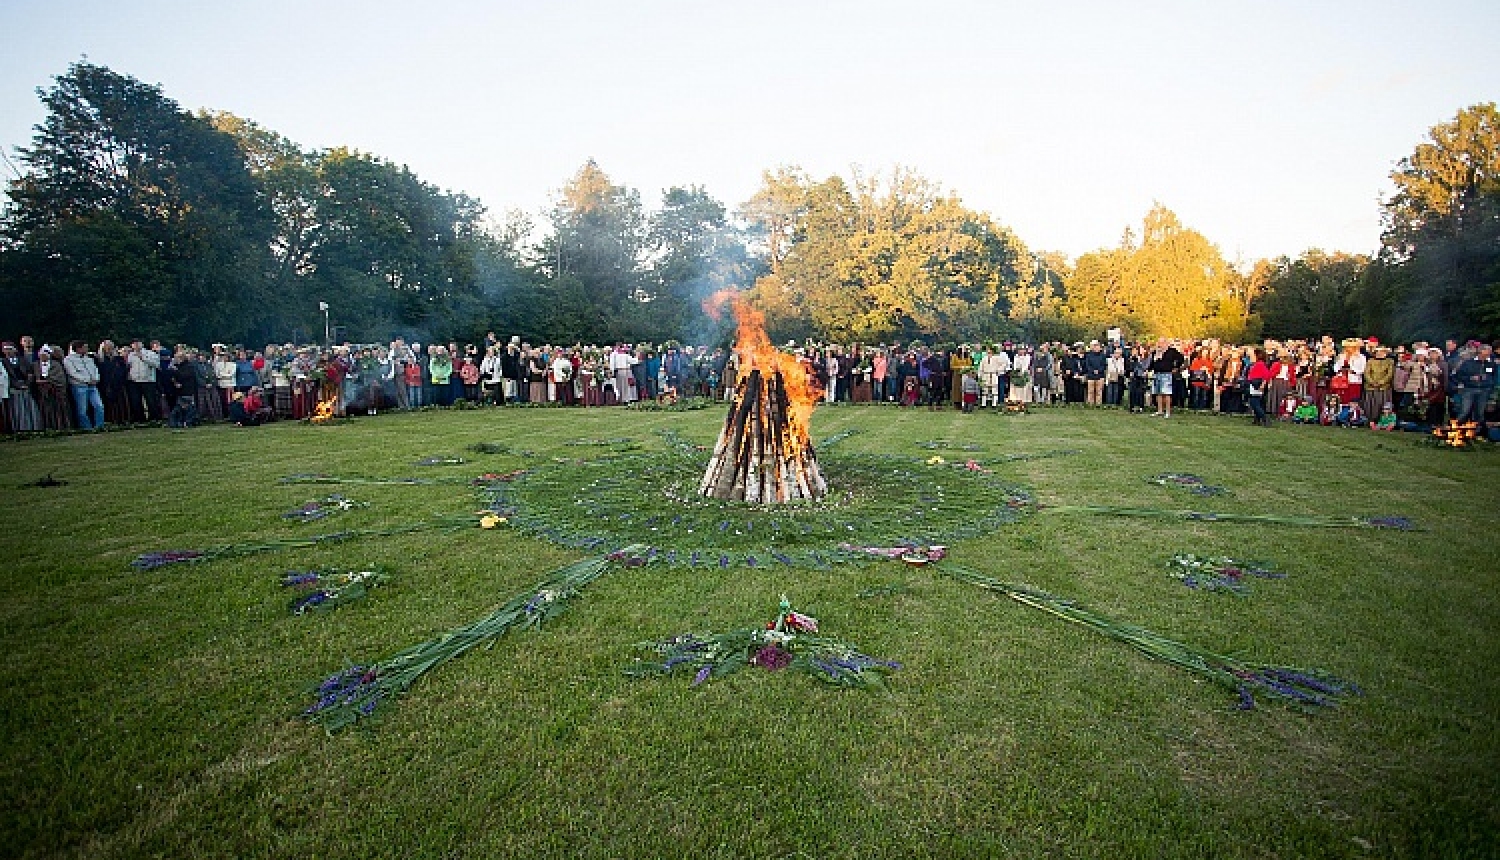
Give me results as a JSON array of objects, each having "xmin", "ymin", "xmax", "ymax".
[{"xmin": 698, "ymin": 368, "xmax": 827, "ymax": 503}]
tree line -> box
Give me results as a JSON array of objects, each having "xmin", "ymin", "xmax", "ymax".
[{"xmin": 2, "ymin": 63, "xmax": 1495, "ymax": 347}]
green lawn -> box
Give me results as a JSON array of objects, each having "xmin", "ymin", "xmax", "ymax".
[{"xmin": 2, "ymin": 405, "xmax": 1496, "ymax": 859}]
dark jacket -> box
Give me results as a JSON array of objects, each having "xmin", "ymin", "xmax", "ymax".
[{"xmin": 1083, "ymin": 350, "xmax": 1108, "ymax": 380}]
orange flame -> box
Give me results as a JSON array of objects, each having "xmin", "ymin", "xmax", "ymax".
[
  {"xmin": 709, "ymin": 289, "xmax": 823, "ymax": 446},
  {"xmin": 309, "ymin": 394, "xmax": 337, "ymax": 424}
]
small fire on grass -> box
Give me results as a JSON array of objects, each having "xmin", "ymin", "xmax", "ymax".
[
  {"xmin": 1433, "ymin": 420, "xmax": 1479, "ymax": 448},
  {"xmin": 309, "ymin": 395, "xmax": 338, "ymax": 424},
  {"xmin": 698, "ymin": 291, "xmax": 827, "ymax": 503}
]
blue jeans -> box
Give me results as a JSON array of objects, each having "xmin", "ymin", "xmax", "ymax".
[
  {"xmin": 1454, "ymin": 389, "xmax": 1489, "ymax": 423},
  {"xmin": 72, "ymin": 384, "xmax": 105, "ymax": 429}
]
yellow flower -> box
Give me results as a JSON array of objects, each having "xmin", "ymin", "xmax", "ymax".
[
  {"xmin": 479, "ymin": 514, "xmax": 506, "ymax": 529},
  {"xmin": 926, "ymin": 455, "xmax": 946, "ymax": 466}
]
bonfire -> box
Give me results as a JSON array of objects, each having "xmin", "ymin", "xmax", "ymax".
[
  {"xmin": 1432, "ymin": 420, "xmax": 1480, "ymax": 448},
  {"xmin": 309, "ymin": 394, "xmax": 338, "ymax": 424},
  {"xmin": 698, "ymin": 293, "xmax": 827, "ymax": 503}
]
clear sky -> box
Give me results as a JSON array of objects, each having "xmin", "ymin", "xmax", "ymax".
[{"xmin": 2, "ymin": 0, "xmax": 1496, "ymax": 264}]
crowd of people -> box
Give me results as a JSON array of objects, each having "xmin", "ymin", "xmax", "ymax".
[{"xmin": 2, "ymin": 331, "xmax": 1495, "ymax": 437}]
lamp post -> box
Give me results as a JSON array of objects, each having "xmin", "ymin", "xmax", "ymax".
[{"xmin": 319, "ymin": 301, "xmax": 330, "ymax": 346}]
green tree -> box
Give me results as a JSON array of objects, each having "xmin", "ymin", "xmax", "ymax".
[
  {"xmin": 1378, "ymin": 103, "xmax": 1500, "ymax": 340},
  {"xmin": 537, "ymin": 160, "xmax": 648, "ymax": 341},
  {"xmin": 1252, "ymin": 251, "xmax": 1367, "ymax": 340},
  {"xmin": 646, "ymin": 185, "xmax": 757, "ymax": 340},
  {"xmin": 1063, "ymin": 204, "xmax": 1241, "ymax": 339},
  {"xmin": 302, "ymin": 148, "xmax": 487, "ymax": 341},
  {"xmin": 0, "ymin": 62, "xmax": 273, "ymax": 343}
]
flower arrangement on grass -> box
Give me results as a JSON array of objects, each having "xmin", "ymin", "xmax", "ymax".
[
  {"xmin": 1166, "ymin": 554, "xmax": 1285, "ymax": 595},
  {"xmin": 937, "ymin": 564, "xmax": 1359, "ymax": 711},
  {"xmin": 282, "ymin": 569, "xmax": 387, "ymax": 614},
  {"xmin": 304, "ymin": 545, "xmax": 648, "ymax": 731},
  {"xmin": 624, "ymin": 397, "xmax": 714, "ymax": 412},
  {"xmin": 281, "ymin": 494, "xmax": 368, "ymax": 523},
  {"xmin": 483, "ymin": 445, "xmax": 1034, "ymax": 568},
  {"xmin": 1148, "ymin": 473, "xmax": 1229, "ymax": 496},
  {"xmin": 627, "ymin": 595, "xmax": 899, "ymax": 689},
  {"xmin": 917, "ymin": 439, "xmax": 987, "ymax": 452},
  {"xmin": 467, "ymin": 441, "xmax": 536, "ymax": 457},
  {"xmin": 415, "ymin": 455, "xmax": 466, "ymax": 466}
]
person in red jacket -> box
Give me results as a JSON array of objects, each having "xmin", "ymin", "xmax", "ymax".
[{"xmin": 1245, "ymin": 348, "xmax": 1275, "ymax": 426}]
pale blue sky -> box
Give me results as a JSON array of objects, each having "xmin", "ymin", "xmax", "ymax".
[{"xmin": 2, "ymin": 0, "xmax": 1496, "ymax": 264}]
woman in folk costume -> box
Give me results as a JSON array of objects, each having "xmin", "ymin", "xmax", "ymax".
[
  {"xmin": 608, "ymin": 344, "xmax": 636, "ymax": 404},
  {"xmin": 1008, "ymin": 346, "xmax": 1033, "ymax": 403},
  {"xmin": 32, "ymin": 346, "xmax": 72, "ymax": 430},
  {"xmin": 1361, "ymin": 344, "xmax": 1396, "ymax": 419},
  {"xmin": 1331, "ymin": 337, "xmax": 1366, "ymax": 404},
  {"xmin": 1420, "ymin": 347, "xmax": 1449, "ymax": 424},
  {"xmin": 191, "ymin": 349, "xmax": 223, "ymax": 421},
  {"xmin": 3, "ymin": 342, "xmax": 40, "ymax": 431},
  {"xmin": 269, "ymin": 347, "xmax": 294, "ymax": 418},
  {"xmin": 525, "ymin": 348, "xmax": 548, "ymax": 404},
  {"xmin": 1029, "ymin": 346, "xmax": 1052, "ymax": 405},
  {"xmin": 549, "ymin": 349, "xmax": 575, "ymax": 406},
  {"xmin": 291, "ymin": 349, "xmax": 317, "ymax": 418},
  {"xmin": 948, "ymin": 346, "xmax": 973, "ymax": 408},
  {"xmin": 977, "ymin": 344, "xmax": 1009, "ymax": 407}
]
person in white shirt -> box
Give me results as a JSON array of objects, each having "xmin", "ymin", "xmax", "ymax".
[
  {"xmin": 978, "ymin": 344, "xmax": 1011, "ymax": 407},
  {"xmin": 124, "ymin": 339, "xmax": 161, "ymax": 421},
  {"xmin": 63, "ymin": 340, "xmax": 104, "ymax": 429}
]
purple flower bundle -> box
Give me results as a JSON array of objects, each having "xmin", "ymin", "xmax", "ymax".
[
  {"xmin": 1168, "ymin": 554, "xmax": 1285, "ymax": 596},
  {"xmin": 304, "ymin": 546, "xmax": 645, "ymax": 731},
  {"xmin": 281, "ymin": 494, "xmax": 365, "ymax": 523},
  {"xmin": 304, "ymin": 665, "xmax": 382, "ymax": 720},
  {"xmin": 939, "ymin": 563, "xmax": 1360, "ymax": 713},
  {"xmin": 281, "ymin": 569, "xmax": 386, "ymax": 615},
  {"xmin": 627, "ymin": 596, "xmax": 899, "ymax": 690},
  {"xmin": 1231, "ymin": 667, "xmax": 1362, "ymax": 710},
  {"xmin": 130, "ymin": 549, "xmax": 206, "ymax": 570}
]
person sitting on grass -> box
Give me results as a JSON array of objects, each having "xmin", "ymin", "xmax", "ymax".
[
  {"xmin": 1280, "ymin": 393, "xmax": 1300, "ymax": 421},
  {"xmin": 1370, "ymin": 402, "xmax": 1398, "ymax": 432},
  {"xmin": 1320, "ymin": 393, "xmax": 1342, "ymax": 426},
  {"xmin": 1335, "ymin": 399, "xmax": 1365, "ymax": 428},
  {"xmin": 1293, "ymin": 397, "xmax": 1319, "ymax": 424},
  {"xmin": 228, "ymin": 391, "xmax": 261, "ymax": 427}
]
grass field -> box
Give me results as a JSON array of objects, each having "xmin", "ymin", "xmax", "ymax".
[{"xmin": 2, "ymin": 404, "xmax": 1496, "ymax": 859}]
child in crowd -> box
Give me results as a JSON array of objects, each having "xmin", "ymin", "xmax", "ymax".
[
  {"xmin": 901, "ymin": 375, "xmax": 920, "ymax": 408},
  {"xmin": 1320, "ymin": 394, "xmax": 1342, "ymax": 426},
  {"xmin": 1293, "ymin": 397, "xmax": 1319, "ymax": 424},
  {"xmin": 1370, "ymin": 403, "xmax": 1398, "ymax": 431},
  {"xmin": 1335, "ymin": 400, "xmax": 1365, "ymax": 428},
  {"xmin": 1280, "ymin": 393, "xmax": 1299, "ymax": 421},
  {"xmin": 960, "ymin": 371, "xmax": 979, "ymax": 413}
]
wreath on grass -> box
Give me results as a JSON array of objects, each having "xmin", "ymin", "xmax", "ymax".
[{"xmin": 478, "ymin": 445, "xmax": 1035, "ymax": 568}]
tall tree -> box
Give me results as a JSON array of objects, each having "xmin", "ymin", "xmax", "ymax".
[
  {"xmin": 1252, "ymin": 251, "xmax": 1367, "ymax": 340},
  {"xmin": 1064, "ymin": 204, "xmax": 1244, "ymax": 340},
  {"xmin": 0, "ymin": 62, "xmax": 273, "ymax": 343},
  {"xmin": 306, "ymin": 148, "xmax": 486, "ymax": 341},
  {"xmin": 1378, "ymin": 103, "xmax": 1500, "ymax": 340},
  {"xmin": 647, "ymin": 185, "xmax": 757, "ymax": 340},
  {"xmin": 538, "ymin": 160, "xmax": 647, "ymax": 341}
]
